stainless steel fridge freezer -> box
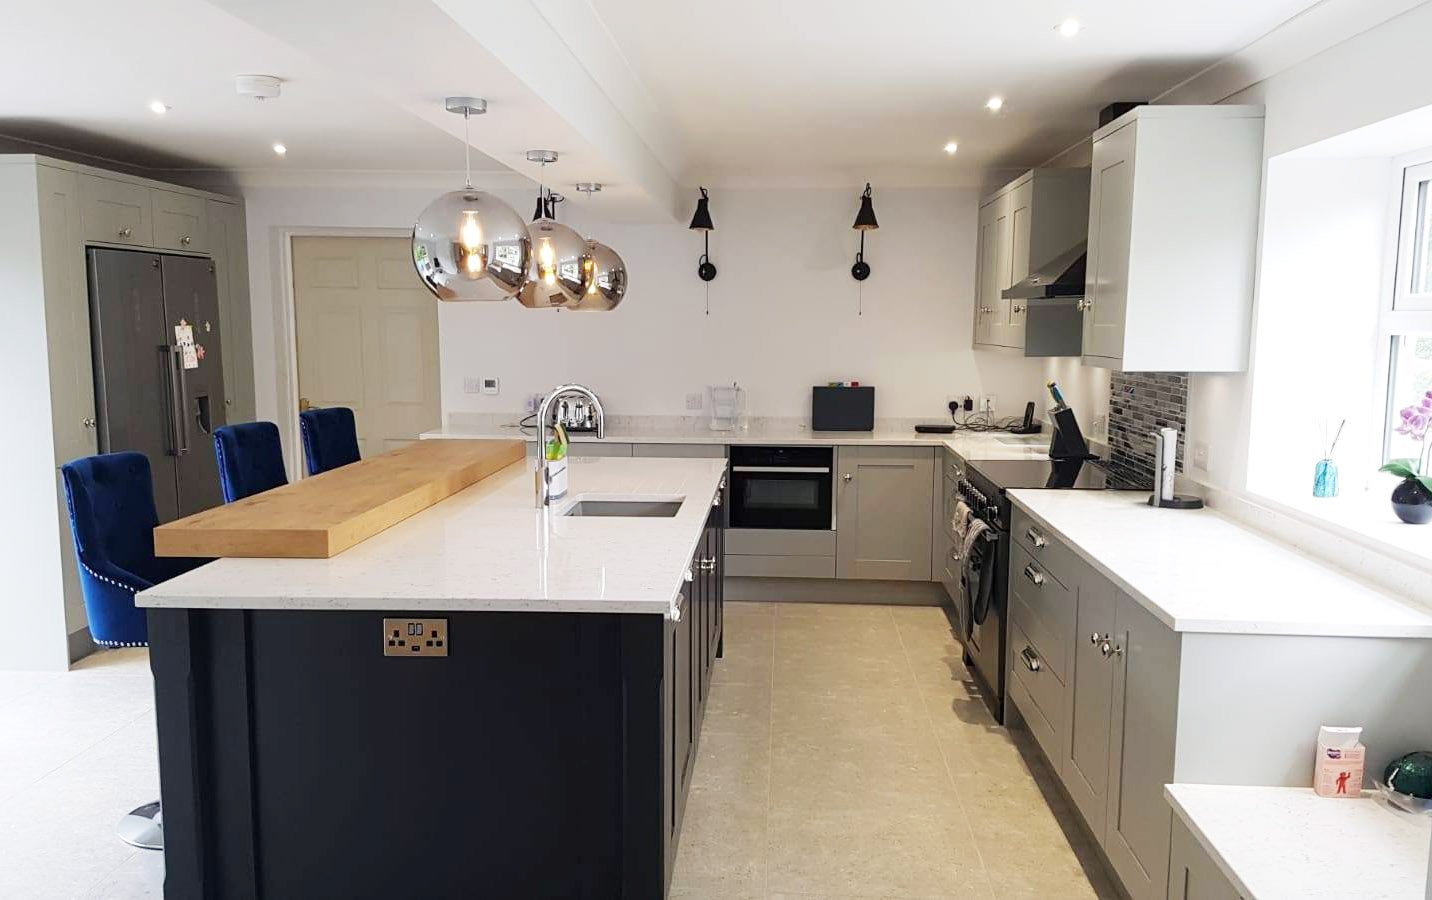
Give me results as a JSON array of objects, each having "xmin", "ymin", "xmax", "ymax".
[{"xmin": 86, "ymin": 248, "xmax": 227, "ymax": 521}]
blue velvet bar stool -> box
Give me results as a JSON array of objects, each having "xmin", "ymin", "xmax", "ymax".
[
  {"xmin": 299, "ymin": 406, "xmax": 361, "ymax": 475},
  {"xmin": 59, "ymin": 451, "xmax": 208, "ymax": 851},
  {"xmin": 213, "ymin": 421, "xmax": 289, "ymax": 502}
]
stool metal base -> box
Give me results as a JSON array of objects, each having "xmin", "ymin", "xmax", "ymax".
[{"xmin": 117, "ymin": 801, "xmax": 163, "ymax": 850}]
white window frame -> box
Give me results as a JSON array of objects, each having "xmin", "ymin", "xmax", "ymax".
[{"xmin": 1378, "ymin": 151, "xmax": 1432, "ymax": 462}]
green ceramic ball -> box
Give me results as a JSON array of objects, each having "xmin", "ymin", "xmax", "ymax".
[{"xmin": 1384, "ymin": 751, "xmax": 1432, "ymax": 799}]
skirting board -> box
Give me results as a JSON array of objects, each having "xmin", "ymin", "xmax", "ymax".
[
  {"xmin": 67, "ymin": 627, "xmax": 95, "ymax": 663},
  {"xmin": 724, "ymin": 576, "xmax": 945, "ymax": 606}
]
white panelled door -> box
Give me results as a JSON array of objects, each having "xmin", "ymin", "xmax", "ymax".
[{"xmin": 292, "ymin": 236, "xmax": 439, "ymax": 459}]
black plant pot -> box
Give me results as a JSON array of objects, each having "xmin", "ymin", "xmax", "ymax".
[{"xmin": 1391, "ymin": 478, "xmax": 1432, "ymax": 524}]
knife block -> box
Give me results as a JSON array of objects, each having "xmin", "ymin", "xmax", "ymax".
[{"xmin": 1048, "ymin": 407, "xmax": 1094, "ymax": 461}]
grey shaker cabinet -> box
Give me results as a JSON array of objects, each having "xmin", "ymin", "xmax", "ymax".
[
  {"xmin": 1064, "ymin": 571, "xmax": 1117, "ymax": 837},
  {"xmin": 835, "ymin": 447, "xmax": 934, "ymax": 581},
  {"xmin": 1168, "ymin": 816, "xmax": 1243, "ymax": 900},
  {"xmin": 1104, "ymin": 589, "xmax": 1181, "ymax": 899}
]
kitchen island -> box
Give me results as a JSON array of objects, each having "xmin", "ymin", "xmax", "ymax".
[{"xmin": 137, "ymin": 455, "xmax": 728, "ymax": 899}]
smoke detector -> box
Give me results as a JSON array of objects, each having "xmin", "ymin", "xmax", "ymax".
[{"xmin": 235, "ymin": 75, "xmax": 283, "ymax": 100}]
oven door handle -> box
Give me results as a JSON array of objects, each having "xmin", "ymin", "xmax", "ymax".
[{"xmin": 730, "ymin": 466, "xmax": 831, "ymax": 474}]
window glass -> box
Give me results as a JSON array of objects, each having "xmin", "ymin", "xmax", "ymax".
[
  {"xmin": 1415, "ymin": 180, "xmax": 1432, "ymax": 294},
  {"xmin": 1385, "ymin": 334, "xmax": 1432, "ymax": 461}
]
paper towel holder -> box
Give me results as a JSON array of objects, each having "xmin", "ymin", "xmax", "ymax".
[{"xmin": 1148, "ymin": 427, "xmax": 1204, "ymax": 509}]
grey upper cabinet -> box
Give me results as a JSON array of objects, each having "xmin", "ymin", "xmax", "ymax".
[
  {"xmin": 79, "ymin": 175, "xmax": 153, "ymax": 247},
  {"xmin": 152, "ymin": 188, "xmax": 208, "ymax": 252},
  {"xmin": 971, "ymin": 168, "xmax": 1090, "ymax": 354},
  {"xmin": 1079, "ymin": 105, "xmax": 1265, "ymax": 372},
  {"xmin": 835, "ymin": 447, "xmax": 934, "ymax": 581}
]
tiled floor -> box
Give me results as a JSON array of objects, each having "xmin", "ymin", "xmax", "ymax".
[
  {"xmin": 669, "ymin": 602, "xmax": 1118, "ymax": 899},
  {"xmin": 0, "ymin": 648, "xmax": 163, "ymax": 898},
  {"xmin": 0, "ymin": 603, "xmax": 1112, "ymax": 899}
]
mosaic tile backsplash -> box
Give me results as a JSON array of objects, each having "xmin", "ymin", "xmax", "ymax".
[{"xmin": 1106, "ymin": 372, "xmax": 1188, "ymax": 489}]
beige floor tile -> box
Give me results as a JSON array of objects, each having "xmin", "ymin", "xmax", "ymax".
[
  {"xmin": 669, "ymin": 793, "xmax": 768, "ymax": 898},
  {"xmin": 773, "ymin": 640, "xmax": 916, "ymax": 691},
  {"xmin": 669, "ymin": 600, "xmax": 1102, "ymax": 900},
  {"xmin": 770, "ymin": 732, "xmax": 958, "ymax": 814},
  {"xmin": 705, "ymin": 681, "xmax": 775, "ymax": 737},
  {"xmin": 689, "ymin": 727, "xmax": 771, "ymax": 799},
  {"xmin": 766, "ymin": 805, "xmax": 989, "ymax": 898}
]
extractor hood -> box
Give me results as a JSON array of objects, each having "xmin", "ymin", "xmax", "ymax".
[{"xmin": 1002, "ymin": 242, "xmax": 1086, "ymax": 300}]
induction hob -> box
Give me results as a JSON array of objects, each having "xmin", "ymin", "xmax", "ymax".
[{"xmin": 964, "ymin": 457, "xmax": 1150, "ymax": 494}]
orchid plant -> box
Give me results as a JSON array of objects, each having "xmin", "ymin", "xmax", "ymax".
[{"xmin": 1380, "ymin": 389, "xmax": 1432, "ymax": 493}]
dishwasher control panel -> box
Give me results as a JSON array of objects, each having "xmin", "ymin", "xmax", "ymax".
[{"xmin": 383, "ymin": 618, "xmax": 448, "ymax": 657}]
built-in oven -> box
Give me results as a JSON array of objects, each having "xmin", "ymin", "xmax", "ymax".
[{"xmin": 727, "ymin": 446, "xmax": 834, "ymax": 530}]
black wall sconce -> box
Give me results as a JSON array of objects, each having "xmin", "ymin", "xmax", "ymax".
[
  {"xmin": 851, "ymin": 182, "xmax": 878, "ymax": 281},
  {"xmin": 689, "ymin": 187, "xmax": 716, "ymax": 281}
]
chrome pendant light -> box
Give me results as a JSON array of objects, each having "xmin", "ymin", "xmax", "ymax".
[
  {"xmin": 412, "ymin": 98, "xmax": 531, "ymax": 301},
  {"xmin": 568, "ymin": 183, "xmax": 627, "ymax": 311},
  {"xmin": 518, "ymin": 151, "xmax": 592, "ymax": 309}
]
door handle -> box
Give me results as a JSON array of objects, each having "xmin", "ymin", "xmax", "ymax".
[
  {"xmin": 1099, "ymin": 640, "xmax": 1114, "ymax": 658},
  {"xmin": 158, "ymin": 345, "xmax": 183, "ymax": 456},
  {"xmin": 1025, "ymin": 527, "xmax": 1046, "ymax": 549},
  {"xmin": 173, "ymin": 347, "xmax": 190, "ymax": 455},
  {"xmin": 842, "ymin": 473, "xmax": 853, "ymax": 483},
  {"xmin": 1019, "ymin": 646, "xmax": 1041, "ymax": 672}
]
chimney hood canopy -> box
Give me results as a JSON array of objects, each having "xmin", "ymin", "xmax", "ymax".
[{"xmin": 1002, "ymin": 241, "xmax": 1086, "ymax": 300}]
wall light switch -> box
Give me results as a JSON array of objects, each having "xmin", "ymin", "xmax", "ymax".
[
  {"xmin": 383, "ymin": 618, "xmax": 448, "ymax": 657},
  {"xmin": 685, "ymin": 392, "xmax": 703, "ymax": 410}
]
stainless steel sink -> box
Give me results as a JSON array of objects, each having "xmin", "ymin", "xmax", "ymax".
[{"xmin": 561, "ymin": 499, "xmax": 684, "ymax": 518}]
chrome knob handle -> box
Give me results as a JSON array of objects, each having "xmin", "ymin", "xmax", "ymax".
[
  {"xmin": 842, "ymin": 473, "xmax": 853, "ymax": 483},
  {"xmin": 1012, "ymin": 304, "xmax": 1025, "ymax": 313},
  {"xmin": 1089, "ymin": 632, "xmax": 1101, "ymax": 645},
  {"xmin": 1111, "ymin": 644, "xmax": 1124, "ymax": 657},
  {"xmin": 118, "ymin": 227, "xmax": 132, "ymax": 238},
  {"xmin": 180, "ymin": 235, "xmax": 191, "ymax": 246},
  {"xmin": 1099, "ymin": 640, "xmax": 1115, "ymax": 658},
  {"xmin": 1019, "ymin": 646, "xmax": 1041, "ymax": 672},
  {"xmin": 81, "ymin": 417, "xmax": 96, "ymax": 428}
]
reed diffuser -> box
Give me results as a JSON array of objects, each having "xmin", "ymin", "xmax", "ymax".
[{"xmin": 1314, "ymin": 419, "xmax": 1344, "ymax": 498}]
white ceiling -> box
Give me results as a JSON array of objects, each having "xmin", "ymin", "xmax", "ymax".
[
  {"xmin": 0, "ymin": 0, "xmax": 1416, "ymax": 218},
  {"xmin": 0, "ymin": 0, "xmax": 504, "ymax": 176},
  {"xmin": 583, "ymin": 0, "xmax": 1324, "ymax": 186}
]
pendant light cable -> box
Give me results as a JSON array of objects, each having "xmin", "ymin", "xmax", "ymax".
[{"xmin": 463, "ymin": 108, "xmax": 472, "ymax": 190}]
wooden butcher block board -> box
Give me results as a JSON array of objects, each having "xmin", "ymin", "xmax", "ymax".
[{"xmin": 154, "ymin": 439, "xmax": 525, "ymax": 559}]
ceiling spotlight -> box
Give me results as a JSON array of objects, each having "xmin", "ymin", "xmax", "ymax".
[
  {"xmin": 986, "ymin": 96, "xmax": 1004, "ymax": 113},
  {"xmin": 1057, "ymin": 18, "xmax": 1083, "ymax": 37},
  {"xmin": 944, "ymin": 142, "xmax": 959, "ymax": 155},
  {"xmin": 148, "ymin": 100, "xmax": 169, "ymax": 115},
  {"xmin": 272, "ymin": 143, "xmax": 287, "ymax": 156}
]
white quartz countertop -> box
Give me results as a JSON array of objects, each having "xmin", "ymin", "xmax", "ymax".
[
  {"xmin": 421, "ymin": 423, "xmax": 1054, "ymax": 459},
  {"xmin": 1165, "ymin": 784, "xmax": 1429, "ymax": 899},
  {"xmin": 137, "ymin": 457, "xmax": 727, "ymax": 617},
  {"xmin": 1008, "ymin": 489, "xmax": 1432, "ymax": 638}
]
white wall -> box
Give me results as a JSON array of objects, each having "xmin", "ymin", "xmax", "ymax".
[{"xmin": 242, "ymin": 183, "xmax": 1053, "ymax": 431}]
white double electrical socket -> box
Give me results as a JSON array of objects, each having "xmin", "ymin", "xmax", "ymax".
[{"xmin": 685, "ymin": 392, "xmax": 703, "ymax": 410}]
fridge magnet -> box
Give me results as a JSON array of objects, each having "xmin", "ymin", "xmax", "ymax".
[{"xmin": 175, "ymin": 321, "xmax": 199, "ymax": 370}]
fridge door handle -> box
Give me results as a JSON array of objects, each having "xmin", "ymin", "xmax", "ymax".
[
  {"xmin": 159, "ymin": 345, "xmax": 188, "ymax": 456},
  {"xmin": 173, "ymin": 347, "xmax": 190, "ymax": 456}
]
